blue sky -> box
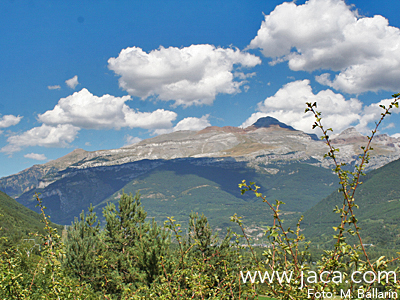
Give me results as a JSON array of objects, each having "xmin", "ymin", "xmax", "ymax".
[{"xmin": 1, "ymin": 0, "xmax": 400, "ymax": 178}]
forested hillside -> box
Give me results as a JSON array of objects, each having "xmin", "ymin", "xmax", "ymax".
[
  {"xmin": 301, "ymin": 151, "xmax": 400, "ymax": 248},
  {"xmin": 0, "ymin": 191, "xmax": 62, "ymax": 250}
]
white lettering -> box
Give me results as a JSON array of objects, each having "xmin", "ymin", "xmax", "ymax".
[
  {"xmin": 352, "ymin": 271, "xmax": 362, "ymax": 283},
  {"xmin": 340, "ymin": 289, "xmax": 351, "ymax": 298},
  {"xmin": 308, "ymin": 289, "xmax": 314, "ymax": 298},
  {"xmin": 378, "ymin": 270, "xmax": 396, "ymax": 284},
  {"xmin": 275, "ymin": 271, "xmax": 293, "ymax": 284},
  {"xmin": 258, "ymin": 271, "xmax": 275, "ymax": 284},
  {"xmin": 240, "ymin": 271, "xmax": 257, "ymax": 283},
  {"xmin": 320, "ymin": 271, "xmax": 330, "ymax": 284},
  {"xmin": 358, "ymin": 288, "xmax": 365, "ymax": 298},
  {"xmin": 363, "ymin": 270, "xmax": 376, "ymax": 284},
  {"xmin": 307, "ymin": 271, "xmax": 318, "ymax": 284},
  {"xmin": 332, "ymin": 271, "xmax": 343, "ymax": 284}
]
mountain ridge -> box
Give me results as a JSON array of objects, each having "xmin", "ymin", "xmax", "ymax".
[{"xmin": 2, "ymin": 117, "xmax": 400, "ymax": 199}]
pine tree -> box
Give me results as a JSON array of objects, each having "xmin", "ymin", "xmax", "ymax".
[
  {"xmin": 63, "ymin": 204, "xmax": 103, "ymax": 289},
  {"xmin": 102, "ymin": 192, "xmax": 170, "ymax": 296}
]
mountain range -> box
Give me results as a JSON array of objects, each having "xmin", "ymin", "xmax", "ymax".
[{"xmin": 1, "ymin": 117, "xmax": 400, "ymax": 236}]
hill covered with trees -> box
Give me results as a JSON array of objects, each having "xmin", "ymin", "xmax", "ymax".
[{"xmin": 0, "ymin": 191, "xmax": 62, "ymax": 250}]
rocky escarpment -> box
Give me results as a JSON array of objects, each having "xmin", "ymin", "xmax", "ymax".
[
  {"xmin": 2, "ymin": 117, "xmax": 400, "ymax": 199},
  {"xmin": 0, "ymin": 148, "xmax": 89, "ymax": 198}
]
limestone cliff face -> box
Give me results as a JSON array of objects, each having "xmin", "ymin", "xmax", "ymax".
[
  {"xmin": 0, "ymin": 148, "xmax": 89, "ymax": 198},
  {"xmin": 2, "ymin": 117, "xmax": 400, "ymax": 199}
]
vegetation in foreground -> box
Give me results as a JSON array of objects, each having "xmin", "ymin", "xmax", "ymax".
[{"xmin": 0, "ymin": 94, "xmax": 399, "ymax": 299}]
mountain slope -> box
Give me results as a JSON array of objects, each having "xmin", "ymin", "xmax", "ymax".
[
  {"xmin": 0, "ymin": 191, "xmax": 62, "ymax": 249},
  {"xmin": 16, "ymin": 158, "xmax": 338, "ymax": 228},
  {"xmin": 97, "ymin": 159, "xmax": 338, "ymax": 230},
  {"xmin": 300, "ymin": 158, "xmax": 400, "ymax": 247},
  {"xmin": 0, "ymin": 149, "xmax": 89, "ymax": 198}
]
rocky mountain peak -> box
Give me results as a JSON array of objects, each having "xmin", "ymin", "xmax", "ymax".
[
  {"xmin": 252, "ymin": 116, "xmax": 296, "ymax": 130},
  {"xmin": 332, "ymin": 127, "xmax": 367, "ymax": 144},
  {"xmin": 252, "ymin": 116, "xmax": 319, "ymax": 141},
  {"xmin": 43, "ymin": 148, "xmax": 89, "ymax": 169},
  {"xmin": 337, "ymin": 127, "xmax": 363, "ymax": 138}
]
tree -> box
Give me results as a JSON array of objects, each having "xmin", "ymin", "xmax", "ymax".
[
  {"xmin": 101, "ymin": 192, "xmax": 170, "ymax": 297},
  {"xmin": 63, "ymin": 204, "xmax": 103, "ymax": 289}
]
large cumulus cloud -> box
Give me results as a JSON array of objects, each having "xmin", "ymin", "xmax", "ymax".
[
  {"xmin": 38, "ymin": 88, "xmax": 177, "ymax": 130},
  {"xmin": 248, "ymin": 0, "xmax": 400, "ymax": 94},
  {"xmin": 2, "ymin": 88, "xmax": 179, "ymax": 154},
  {"xmin": 241, "ymin": 80, "xmax": 399, "ymax": 134},
  {"xmin": 241, "ymin": 80, "xmax": 362, "ymax": 133},
  {"xmin": 173, "ymin": 115, "xmax": 211, "ymax": 132},
  {"xmin": 108, "ymin": 44, "xmax": 261, "ymax": 107},
  {"xmin": 1, "ymin": 124, "xmax": 80, "ymax": 154}
]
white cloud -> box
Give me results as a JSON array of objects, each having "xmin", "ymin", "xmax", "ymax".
[
  {"xmin": 108, "ymin": 44, "xmax": 261, "ymax": 107},
  {"xmin": 48, "ymin": 85, "xmax": 61, "ymax": 90},
  {"xmin": 2, "ymin": 88, "xmax": 178, "ymax": 154},
  {"xmin": 173, "ymin": 115, "xmax": 211, "ymax": 131},
  {"xmin": 392, "ymin": 133, "xmax": 400, "ymax": 138},
  {"xmin": 240, "ymin": 80, "xmax": 362, "ymax": 133},
  {"xmin": 124, "ymin": 107, "xmax": 177, "ymax": 130},
  {"xmin": 151, "ymin": 115, "xmax": 212, "ymax": 135},
  {"xmin": 249, "ymin": 0, "xmax": 400, "ymax": 94},
  {"xmin": 0, "ymin": 115, "xmax": 22, "ymax": 128},
  {"xmin": 241, "ymin": 80, "xmax": 400, "ymax": 134},
  {"xmin": 0, "ymin": 124, "xmax": 80, "ymax": 154},
  {"xmin": 151, "ymin": 128, "xmax": 174, "ymax": 135},
  {"xmin": 24, "ymin": 153, "xmax": 47, "ymax": 160},
  {"xmin": 124, "ymin": 135, "xmax": 142, "ymax": 146},
  {"xmin": 38, "ymin": 88, "xmax": 177, "ymax": 130},
  {"xmin": 65, "ymin": 75, "xmax": 79, "ymax": 89},
  {"xmin": 356, "ymin": 98, "xmax": 400, "ymax": 133},
  {"xmin": 383, "ymin": 123, "xmax": 395, "ymax": 130}
]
